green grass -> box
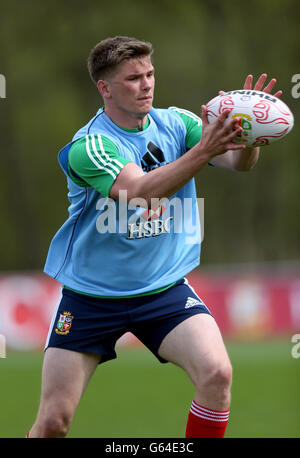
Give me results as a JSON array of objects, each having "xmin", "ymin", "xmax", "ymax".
[{"xmin": 0, "ymin": 338, "xmax": 299, "ymax": 438}]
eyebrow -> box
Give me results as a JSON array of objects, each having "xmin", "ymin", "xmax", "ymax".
[{"xmin": 125, "ymin": 67, "xmax": 155, "ymax": 78}]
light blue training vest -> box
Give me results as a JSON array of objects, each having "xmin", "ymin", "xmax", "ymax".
[{"xmin": 44, "ymin": 107, "xmax": 201, "ymax": 296}]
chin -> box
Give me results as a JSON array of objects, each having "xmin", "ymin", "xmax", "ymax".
[
  {"xmin": 137, "ymin": 100, "xmax": 153, "ymax": 112},
  {"xmin": 136, "ymin": 108, "xmax": 152, "ymax": 118}
]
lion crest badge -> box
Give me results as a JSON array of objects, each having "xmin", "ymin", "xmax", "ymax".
[{"xmin": 55, "ymin": 311, "xmax": 74, "ymax": 335}]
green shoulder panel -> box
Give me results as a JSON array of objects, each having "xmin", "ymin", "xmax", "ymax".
[
  {"xmin": 168, "ymin": 106, "xmax": 202, "ymax": 150},
  {"xmin": 68, "ymin": 134, "xmax": 131, "ymax": 197}
]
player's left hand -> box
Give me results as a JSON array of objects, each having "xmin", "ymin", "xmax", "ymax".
[
  {"xmin": 242, "ymin": 73, "xmax": 282, "ymax": 98},
  {"xmin": 217, "ymin": 73, "xmax": 283, "ymax": 156},
  {"xmin": 218, "ymin": 73, "xmax": 282, "ymax": 98}
]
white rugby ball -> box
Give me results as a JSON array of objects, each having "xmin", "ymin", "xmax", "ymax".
[{"xmin": 206, "ymin": 89, "xmax": 294, "ymax": 147}]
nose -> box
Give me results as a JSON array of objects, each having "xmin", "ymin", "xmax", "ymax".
[{"xmin": 141, "ymin": 75, "xmax": 152, "ymax": 91}]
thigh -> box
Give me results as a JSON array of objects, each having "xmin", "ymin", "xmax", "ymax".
[
  {"xmin": 157, "ymin": 314, "xmax": 231, "ymax": 384},
  {"xmin": 130, "ymin": 278, "xmax": 211, "ymax": 363},
  {"xmin": 38, "ymin": 347, "xmax": 100, "ymax": 416}
]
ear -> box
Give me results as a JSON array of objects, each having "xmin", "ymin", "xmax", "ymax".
[{"xmin": 97, "ymin": 79, "xmax": 111, "ymax": 99}]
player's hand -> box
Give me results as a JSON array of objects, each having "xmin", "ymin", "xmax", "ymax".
[
  {"xmin": 215, "ymin": 73, "xmax": 283, "ymax": 157},
  {"xmin": 218, "ymin": 73, "xmax": 283, "ymax": 98},
  {"xmin": 199, "ymin": 105, "xmax": 245, "ymax": 158},
  {"xmin": 243, "ymin": 73, "xmax": 282, "ymax": 98}
]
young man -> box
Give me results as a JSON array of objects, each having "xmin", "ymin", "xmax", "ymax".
[{"xmin": 28, "ymin": 36, "xmax": 282, "ymax": 438}]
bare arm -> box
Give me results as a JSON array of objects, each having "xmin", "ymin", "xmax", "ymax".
[
  {"xmin": 110, "ymin": 109, "xmax": 244, "ymax": 204},
  {"xmin": 209, "ymin": 146, "xmax": 260, "ymax": 171}
]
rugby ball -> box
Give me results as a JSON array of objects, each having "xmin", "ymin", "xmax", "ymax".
[{"xmin": 206, "ymin": 90, "xmax": 294, "ymax": 147}]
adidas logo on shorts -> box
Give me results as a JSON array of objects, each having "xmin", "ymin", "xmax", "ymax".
[{"xmin": 185, "ymin": 297, "xmax": 203, "ymax": 309}]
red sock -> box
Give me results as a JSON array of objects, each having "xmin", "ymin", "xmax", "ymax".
[{"xmin": 185, "ymin": 401, "xmax": 230, "ymax": 438}]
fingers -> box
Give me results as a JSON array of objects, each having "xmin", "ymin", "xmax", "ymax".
[
  {"xmin": 223, "ymin": 122, "xmax": 243, "ymax": 144},
  {"xmin": 262, "ymin": 77, "xmax": 277, "ymax": 94},
  {"xmin": 254, "ymin": 74, "xmax": 282, "ymax": 97},
  {"xmin": 201, "ymin": 105, "xmax": 208, "ymax": 125},
  {"xmin": 212, "ymin": 109, "xmax": 239, "ymax": 134},
  {"xmin": 201, "ymin": 107, "xmax": 245, "ymax": 155},
  {"xmin": 243, "ymin": 74, "xmax": 253, "ymax": 90},
  {"xmin": 202, "ymin": 106, "xmax": 232, "ymax": 127},
  {"xmin": 253, "ymin": 73, "xmax": 268, "ymax": 91},
  {"xmin": 216, "ymin": 124, "xmax": 245, "ymax": 152},
  {"xmin": 227, "ymin": 142, "xmax": 246, "ymax": 151},
  {"xmin": 244, "ymin": 73, "xmax": 282, "ymax": 97},
  {"xmin": 217, "ymin": 108, "xmax": 232, "ymax": 125},
  {"xmin": 218, "ymin": 115, "xmax": 244, "ymax": 147},
  {"xmin": 221, "ymin": 73, "xmax": 281, "ymax": 97},
  {"xmin": 273, "ymin": 90, "xmax": 282, "ymax": 98}
]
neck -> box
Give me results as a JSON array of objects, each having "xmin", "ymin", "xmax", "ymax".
[{"xmin": 104, "ymin": 105, "xmax": 149, "ymax": 131}]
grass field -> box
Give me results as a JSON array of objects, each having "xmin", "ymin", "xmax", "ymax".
[{"xmin": 0, "ymin": 338, "xmax": 299, "ymax": 438}]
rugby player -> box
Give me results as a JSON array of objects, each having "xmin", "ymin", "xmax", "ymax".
[{"xmin": 27, "ymin": 36, "xmax": 281, "ymax": 438}]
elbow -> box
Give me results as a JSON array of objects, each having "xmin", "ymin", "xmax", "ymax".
[
  {"xmin": 234, "ymin": 162, "xmax": 256, "ymax": 172},
  {"xmin": 111, "ymin": 181, "xmax": 154, "ymax": 208},
  {"xmin": 234, "ymin": 155, "xmax": 259, "ymax": 172},
  {"xmin": 233, "ymin": 146, "xmax": 260, "ymax": 171}
]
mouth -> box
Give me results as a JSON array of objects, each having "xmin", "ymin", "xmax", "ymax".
[{"xmin": 138, "ymin": 96, "xmax": 152, "ymax": 101}]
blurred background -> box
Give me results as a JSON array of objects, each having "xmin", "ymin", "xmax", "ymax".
[{"xmin": 0, "ymin": 0, "xmax": 299, "ymax": 438}]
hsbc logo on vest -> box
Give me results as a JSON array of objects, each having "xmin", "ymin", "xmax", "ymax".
[
  {"xmin": 125, "ymin": 141, "xmax": 172, "ymax": 239},
  {"xmin": 95, "ymin": 141, "xmax": 180, "ymax": 240},
  {"xmin": 127, "ymin": 203, "xmax": 173, "ymax": 239}
]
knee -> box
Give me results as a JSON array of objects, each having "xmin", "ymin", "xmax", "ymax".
[
  {"xmin": 194, "ymin": 360, "xmax": 233, "ymax": 394},
  {"xmin": 205, "ymin": 363, "xmax": 232, "ymax": 391},
  {"xmin": 39, "ymin": 408, "xmax": 73, "ymax": 438}
]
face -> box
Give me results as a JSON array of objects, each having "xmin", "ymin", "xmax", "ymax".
[{"xmin": 101, "ymin": 56, "xmax": 155, "ymax": 120}]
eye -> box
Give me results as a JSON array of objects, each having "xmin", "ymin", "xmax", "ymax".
[{"xmin": 126, "ymin": 75, "xmax": 138, "ymax": 81}]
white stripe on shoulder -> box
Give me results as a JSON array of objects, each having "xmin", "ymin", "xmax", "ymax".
[
  {"xmin": 85, "ymin": 135, "xmax": 117, "ymax": 180},
  {"xmin": 169, "ymin": 106, "xmax": 202, "ymax": 126},
  {"xmin": 96, "ymin": 134, "xmax": 125, "ymax": 170},
  {"xmin": 90, "ymin": 134, "xmax": 121, "ymax": 176}
]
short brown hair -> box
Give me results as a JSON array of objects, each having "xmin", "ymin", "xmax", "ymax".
[{"xmin": 87, "ymin": 36, "xmax": 153, "ymax": 85}]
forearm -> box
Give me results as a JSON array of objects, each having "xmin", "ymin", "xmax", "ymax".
[
  {"xmin": 110, "ymin": 107, "xmax": 245, "ymax": 204},
  {"xmin": 210, "ymin": 146, "xmax": 260, "ymax": 171},
  {"xmin": 111, "ymin": 145, "xmax": 211, "ymax": 205},
  {"xmin": 134, "ymin": 146, "xmax": 211, "ymax": 202}
]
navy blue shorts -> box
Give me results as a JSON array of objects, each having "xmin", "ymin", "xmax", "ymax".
[{"xmin": 45, "ymin": 278, "xmax": 211, "ymax": 364}]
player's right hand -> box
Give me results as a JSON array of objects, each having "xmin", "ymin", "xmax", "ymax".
[{"xmin": 198, "ymin": 105, "xmax": 245, "ymax": 158}]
